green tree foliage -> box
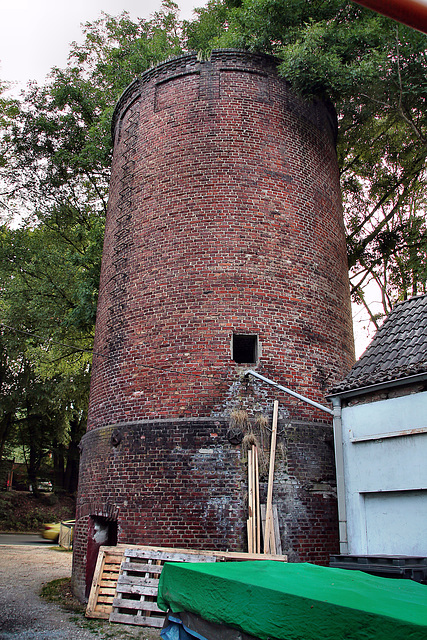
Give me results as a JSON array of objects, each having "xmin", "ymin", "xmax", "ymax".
[
  {"xmin": 1, "ymin": 0, "xmax": 426, "ymax": 489},
  {"xmin": 0, "ymin": 224, "xmax": 92, "ymax": 492},
  {"xmin": 185, "ymin": 0, "xmax": 427, "ymax": 323},
  {"xmin": 0, "ymin": 81, "xmax": 19, "ymax": 225},
  {"xmin": 0, "ymin": 1, "xmax": 185, "ymax": 491}
]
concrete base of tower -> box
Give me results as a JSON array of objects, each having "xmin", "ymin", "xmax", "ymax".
[{"xmin": 72, "ymin": 417, "xmax": 339, "ymax": 601}]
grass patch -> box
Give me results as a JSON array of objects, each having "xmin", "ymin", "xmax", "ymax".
[
  {"xmin": 40, "ymin": 577, "xmax": 85, "ymax": 614},
  {"xmin": 41, "ymin": 578, "xmax": 104, "ymax": 633},
  {"xmin": 49, "ymin": 545, "xmax": 74, "ymax": 552},
  {"xmin": 40, "ymin": 578, "xmax": 161, "ymax": 638}
]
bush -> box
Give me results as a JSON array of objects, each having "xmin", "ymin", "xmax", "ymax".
[{"xmin": 0, "ymin": 491, "xmax": 75, "ymax": 532}]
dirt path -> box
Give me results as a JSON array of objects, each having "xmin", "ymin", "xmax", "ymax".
[{"xmin": 0, "ymin": 544, "xmax": 161, "ymax": 639}]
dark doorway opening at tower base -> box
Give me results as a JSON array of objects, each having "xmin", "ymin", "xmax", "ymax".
[
  {"xmin": 85, "ymin": 515, "xmax": 118, "ymax": 599},
  {"xmin": 232, "ymin": 334, "xmax": 258, "ymax": 364}
]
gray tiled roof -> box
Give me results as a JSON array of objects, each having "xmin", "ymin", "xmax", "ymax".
[{"xmin": 330, "ymin": 293, "xmax": 427, "ymax": 394}]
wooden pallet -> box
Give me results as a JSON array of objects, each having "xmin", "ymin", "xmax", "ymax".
[
  {"xmin": 86, "ymin": 544, "xmax": 288, "ymax": 624},
  {"xmin": 86, "ymin": 546, "xmax": 124, "ymax": 619},
  {"xmin": 109, "ymin": 548, "xmax": 217, "ymax": 628}
]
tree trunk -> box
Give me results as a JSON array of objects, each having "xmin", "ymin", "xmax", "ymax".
[
  {"xmin": 53, "ymin": 441, "xmax": 65, "ymax": 491},
  {"xmin": 0, "ymin": 412, "xmax": 13, "ymax": 465},
  {"xmin": 64, "ymin": 415, "xmax": 85, "ymax": 493}
]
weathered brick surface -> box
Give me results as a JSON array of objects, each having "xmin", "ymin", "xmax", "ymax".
[
  {"xmin": 72, "ymin": 418, "xmax": 244, "ymax": 601},
  {"xmin": 73, "ymin": 51, "xmax": 355, "ymax": 599},
  {"xmin": 271, "ymin": 421, "xmax": 339, "ymax": 563},
  {"xmin": 88, "ymin": 50, "xmax": 353, "ymax": 428}
]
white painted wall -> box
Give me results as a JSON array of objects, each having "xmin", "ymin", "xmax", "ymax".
[{"xmin": 340, "ymin": 390, "xmax": 427, "ymax": 556}]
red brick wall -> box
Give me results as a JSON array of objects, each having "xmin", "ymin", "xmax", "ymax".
[
  {"xmin": 87, "ymin": 50, "xmax": 353, "ymax": 429},
  {"xmin": 72, "ymin": 414, "xmax": 338, "ymax": 600},
  {"xmin": 72, "ymin": 418, "xmax": 244, "ymax": 600},
  {"xmin": 73, "ymin": 51, "xmax": 354, "ymax": 600}
]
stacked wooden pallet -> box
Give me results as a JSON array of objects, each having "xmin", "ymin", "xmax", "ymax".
[
  {"xmin": 110, "ymin": 548, "xmax": 217, "ymax": 628},
  {"xmin": 86, "ymin": 545, "xmax": 288, "ymax": 628},
  {"xmin": 86, "ymin": 546, "xmax": 124, "ymax": 619}
]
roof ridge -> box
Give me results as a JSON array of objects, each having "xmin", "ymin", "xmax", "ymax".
[
  {"xmin": 330, "ymin": 293, "xmax": 427, "ymax": 394},
  {"xmin": 393, "ymin": 292, "xmax": 427, "ymax": 307}
]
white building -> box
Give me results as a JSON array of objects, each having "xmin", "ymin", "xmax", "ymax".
[{"xmin": 328, "ymin": 294, "xmax": 427, "ymax": 578}]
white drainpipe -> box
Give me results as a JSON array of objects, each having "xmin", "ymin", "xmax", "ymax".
[{"xmin": 331, "ymin": 396, "xmax": 348, "ymax": 554}]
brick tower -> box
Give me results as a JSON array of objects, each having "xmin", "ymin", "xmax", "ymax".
[{"xmin": 72, "ymin": 50, "xmax": 354, "ymax": 600}]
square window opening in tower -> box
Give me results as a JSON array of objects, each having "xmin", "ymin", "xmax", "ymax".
[{"xmin": 232, "ymin": 334, "xmax": 258, "ymax": 364}]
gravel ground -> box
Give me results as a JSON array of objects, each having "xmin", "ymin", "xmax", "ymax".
[{"xmin": 0, "ymin": 544, "xmax": 161, "ymax": 640}]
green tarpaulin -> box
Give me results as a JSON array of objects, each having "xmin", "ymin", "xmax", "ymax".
[{"xmin": 157, "ymin": 560, "xmax": 427, "ymax": 640}]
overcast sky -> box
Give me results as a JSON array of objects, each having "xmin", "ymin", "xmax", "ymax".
[{"xmin": 0, "ymin": 0, "xmax": 204, "ymax": 91}]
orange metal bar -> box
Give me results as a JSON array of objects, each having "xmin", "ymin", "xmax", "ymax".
[{"xmin": 353, "ymin": 0, "xmax": 427, "ymax": 33}]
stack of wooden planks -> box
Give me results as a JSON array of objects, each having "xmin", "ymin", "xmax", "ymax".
[
  {"xmin": 86, "ymin": 545, "xmax": 288, "ymax": 628},
  {"xmin": 264, "ymin": 400, "xmax": 279, "ymax": 555},
  {"xmin": 247, "ymin": 443, "xmax": 261, "ymax": 553},
  {"xmin": 247, "ymin": 399, "xmax": 282, "ymax": 555}
]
